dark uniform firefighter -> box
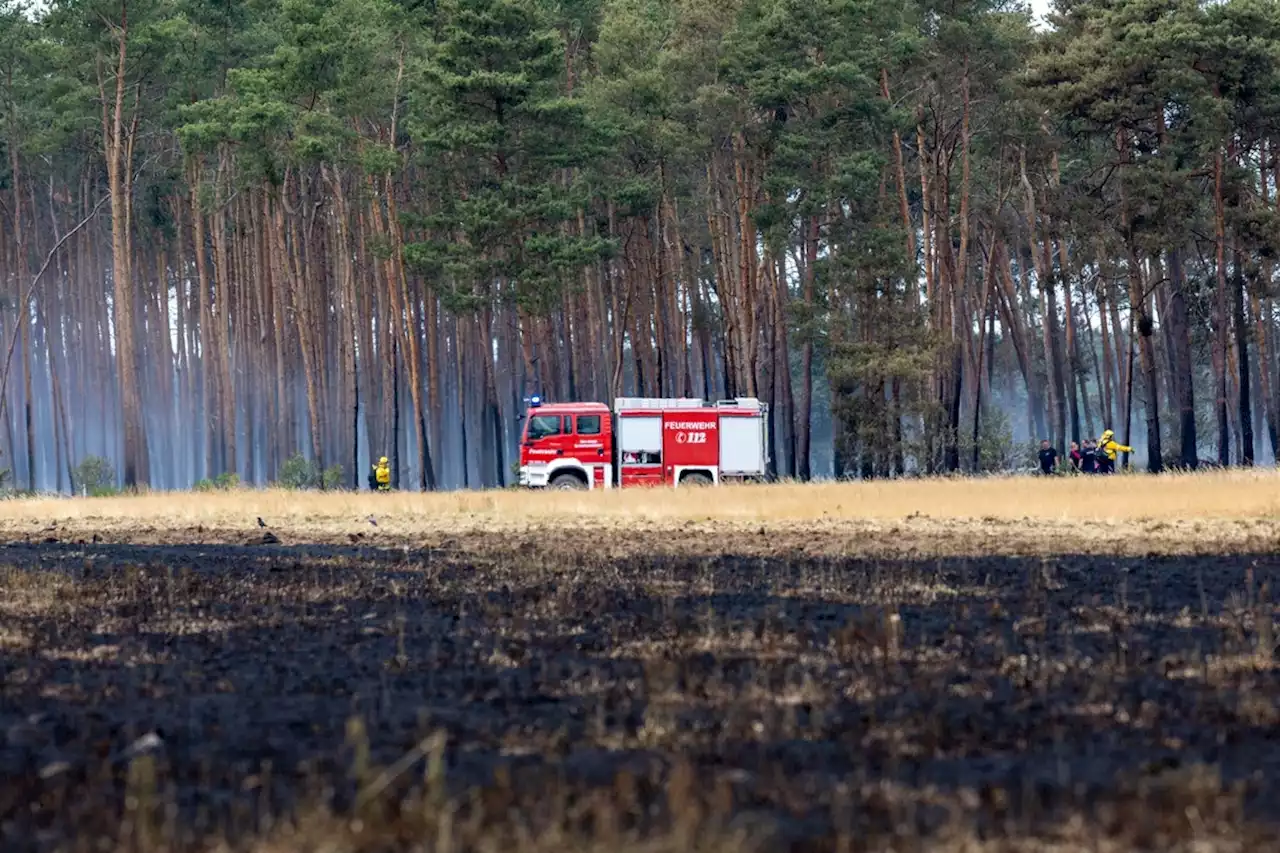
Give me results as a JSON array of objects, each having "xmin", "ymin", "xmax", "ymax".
[
  {"xmin": 1097, "ymin": 430, "xmax": 1132, "ymax": 474},
  {"xmin": 372, "ymin": 456, "xmax": 391, "ymax": 491}
]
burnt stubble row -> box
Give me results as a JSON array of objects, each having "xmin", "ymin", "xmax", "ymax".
[{"xmin": 2, "ymin": 535, "xmax": 1279, "ymax": 852}]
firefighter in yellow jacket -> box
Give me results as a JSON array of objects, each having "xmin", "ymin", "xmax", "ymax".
[
  {"xmin": 372, "ymin": 456, "xmax": 391, "ymax": 491},
  {"xmin": 1097, "ymin": 430, "xmax": 1131, "ymax": 474}
]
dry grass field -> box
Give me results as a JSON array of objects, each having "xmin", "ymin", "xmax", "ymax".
[
  {"xmin": 3, "ymin": 471, "xmax": 1280, "ymax": 851},
  {"xmin": 4, "ymin": 468, "xmax": 1280, "ymax": 555}
]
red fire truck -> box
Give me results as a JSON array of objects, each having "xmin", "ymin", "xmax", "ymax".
[{"xmin": 517, "ymin": 396, "xmax": 770, "ymax": 489}]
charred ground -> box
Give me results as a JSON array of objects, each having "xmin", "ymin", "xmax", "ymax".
[{"xmin": 2, "ymin": 523, "xmax": 1280, "ymax": 851}]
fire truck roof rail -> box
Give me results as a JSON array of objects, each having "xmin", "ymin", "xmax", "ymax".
[
  {"xmin": 613, "ymin": 397, "xmax": 706, "ymax": 412},
  {"xmin": 716, "ymin": 397, "xmax": 763, "ymax": 409}
]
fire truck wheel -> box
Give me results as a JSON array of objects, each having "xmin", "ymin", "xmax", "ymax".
[
  {"xmin": 680, "ymin": 472, "xmax": 713, "ymax": 487},
  {"xmin": 549, "ymin": 473, "xmax": 587, "ymax": 490}
]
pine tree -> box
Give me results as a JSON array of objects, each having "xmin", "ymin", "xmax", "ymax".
[{"xmin": 403, "ymin": 0, "xmax": 609, "ymax": 485}]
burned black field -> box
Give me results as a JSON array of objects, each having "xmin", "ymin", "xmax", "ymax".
[{"xmin": 3, "ymin": 534, "xmax": 1280, "ymax": 852}]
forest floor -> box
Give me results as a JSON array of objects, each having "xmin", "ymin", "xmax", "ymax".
[{"xmin": 3, "ymin": 472, "xmax": 1280, "ymax": 851}]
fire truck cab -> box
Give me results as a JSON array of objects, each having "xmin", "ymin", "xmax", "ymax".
[{"xmin": 518, "ymin": 396, "xmax": 769, "ymax": 490}]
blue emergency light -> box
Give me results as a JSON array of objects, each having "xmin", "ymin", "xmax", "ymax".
[{"xmin": 529, "ymin": 395, "xmax": 542, "ymax": 407}]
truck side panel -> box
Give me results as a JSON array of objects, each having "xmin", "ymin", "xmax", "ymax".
[
  {"xmin": 618, "ymin": 413, "xmax": 664, "ymax": 487},
  {"xmin": 662, "ymin": 411, "xmax": 720, "ymax": 478},
  {"xmin": 719, "ymin": 412, "xmax": 767, "ymax": 475}
]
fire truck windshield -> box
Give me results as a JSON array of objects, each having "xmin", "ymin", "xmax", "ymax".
[{"xmin": 526, "ymin": 414, "xmax": 561, "ymax": 440}]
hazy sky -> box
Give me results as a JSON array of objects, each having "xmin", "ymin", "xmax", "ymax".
[{"xmin": 1030, "ymin": 0, "xmax": 1054, "ymax": 25}]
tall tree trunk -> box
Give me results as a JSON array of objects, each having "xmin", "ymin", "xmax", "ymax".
[
  {"xmin": 1165, "ymin": 248, "xmax": 1198, "ymax": 468},
  {"xmin": 452, "ymin": 313, "xmax": 468, "ymax": 488},
  {"xmin": 20, "ymin": 293, "xmax": 34, "ymax": 490},
  {"xmin": 43, "ymin": 194, "xmax": 75, "ymax": 492},
  {"xmin": 99, "ymin": 5, "xmax": 148, "ymax": 488},
  {"xmin": 1058, "ymin": 243, "xmax": 1081, "ymax": 445},
  {"xmin": 1049, "ymin": 152, "xmax": 1080, "ymax": 445},
  {"xmin": 797, "ymin": 214, "xmax": 817, "ymax": 480},
  {"xmin": 970, "ymin": 244, "xmax": 996, "ymax": 471},
  {"xmin": 1118, "ymin": 131, "xmax": 1161, "ymax": 472},
  {"xmin": 1256, "ymin": 146, "xmax": 1279, "ymax": 459},
  {"xmin": 1075, "ymin": 271, "xmax": 1102, "ymax": 437},
  {"xmin": 480, "ymin": 303, "xmax": 504, "ymax": 486},
  {"xmin": 275, "ymin": 183, "xmax": 323, "ymax": 477},
  {"xmin": 771, "ymin": 253, "xmax": 795, "ymax": 477},
  {"xmin": 1213, "ymin": 149, "xmax": 1230, "ymax": 466},
  {"xmin": 1021, "ymin": 148, "xmax": 1066, "ymax": 450},
  {"xmin": 9, "ymin": 127, "xmax": 34, "ymax": 490},
  {"xmin": 1096, "ymin": 278, "xmax": 1115, "ymax": 431},
  {"xmin": 1233, "ymin": 244, "xmax": 1254, "ymax": 466},
  {"xmin": 994, "ymin": 243, "xmax": 1045, "ymax": 439},
  {"xmin": 1107, "ymin": 277, "xmax": 1129, "ymax": 433}
]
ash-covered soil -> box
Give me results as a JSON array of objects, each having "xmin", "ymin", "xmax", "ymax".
[{"xmin": 2, "ymin": 533, "xmax": 1280, "ymax": 851}]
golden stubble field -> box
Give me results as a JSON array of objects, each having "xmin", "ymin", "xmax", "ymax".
[
  {"xmin": 3, "ymin": 471, "xmax": 1280, "ymax": 852},
  {"xmin": 3, "ymin": 469, "xmax": 1280, "ymax": 557}
]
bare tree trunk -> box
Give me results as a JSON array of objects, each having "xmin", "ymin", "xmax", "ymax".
[
  {"xmin": 44, "ymin": 193, "xmax": 75, "ymax": 491},
  {"xmin": 98, "ymin": 5, "xmax": 148, "ymax": 488},
  {"xmin": 1021, "ymin": 148, "xmax": 1066, "ymax": 451},
  {"xmin": 151, "ymin": 247, "xmax": 176, "ymax": 486},
  {"xmin": 1107, "ymin": 276, "xmax": 1129, "ymax": 432},
  {"xmin": 1256, "ymin": 146, "xmax": 1279, "ymax": 459},
  {"xmin": 1058, "ymin": 242, "xmax": 1081, "ymax": 445},
  {"xmin": 1213, "ymin": 149, "xmax": 1230, "ymax": 465},
  {"xmin": 9, "ymin": 131, "xmax": 34, "ymax": 490},
  {"xmin": 481, "ymin": 303, "xmax": 505, "ymax": 486},
  {"xmin": 293, "ymin": 194, "xmax": 324, "ymax": 476},
  {"xmin": 971, "ymin": 243, "xmax": 996, "ymax": 471},
  {"xmin": 797, "ymin": 214, "xmax": 817, "ymax": 480},
  {"xmin": 20, "ymin": 292, "xmax": 34, "ymax": 490},
  {"xmin": 455, "ymin": 313, "xmax": 470, "ymax": 488},
  {"xmin": 1050, "ymin": 152, "xmax": 1080, "ymax": 445},
  {"xmin": 1076, "ymin": 272, "xmax": 1103, "ymax": 437},
  {"xmin": 883, "ymin": 69, "xmax": 916, "ymax": 281},
  {"xmin": 274, "ymin": 182, "xmax": 323, "ymax": 476},
  {"xmin": 1118, "ymin": 131, "xmax": 1161, "ymax": 472},
  {"xmin": 1165, "ymin": 248, "xmax": 1198, "ymax": 468},
  {"xmin": 994, "ymin": 243, "xmax": 1045, "ymax": 439},
  {"xmin": 1093, "ymin": 281, "xmax": 1114, "ymax": 434},
  {"xmin": 1233, "ymin": 243, "xmax": 1254, "ymax": 466}
]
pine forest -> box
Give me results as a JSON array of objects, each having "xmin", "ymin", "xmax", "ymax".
[{"xmin": 1, "ymin": 0, "xmax": 1279, "ymax": 493}]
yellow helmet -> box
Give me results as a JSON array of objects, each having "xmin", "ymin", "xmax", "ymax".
[
  {"xmin": 1101, "ymin": 430, "xmax": 1113, "ymax": 441},
  {"xmin": 379, "ymin": 456, "xmax": 388, "ymax": 465}
]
